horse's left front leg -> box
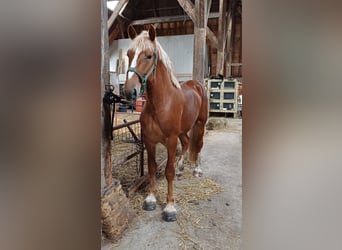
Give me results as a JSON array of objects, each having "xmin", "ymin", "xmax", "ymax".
[{"xmin": 163, "ymin": 135, "xmax": 178, "ymax": 222}]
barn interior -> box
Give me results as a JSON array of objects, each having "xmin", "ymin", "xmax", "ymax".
[
  {"xmin": 101, "ymin": 1, "xmax": 242, "ymax": 244},
  {"xmin": 107, "ymin": 0, "xmax": 242, "ymax": 79},
  {"xmin": 105, "ymin": 0, "xmax": 242, "ymax": 118}
]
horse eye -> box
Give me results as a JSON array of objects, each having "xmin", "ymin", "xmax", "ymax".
[{"xmin": 146, "ymin": 55, "xmax": 152, "ymax": 60}]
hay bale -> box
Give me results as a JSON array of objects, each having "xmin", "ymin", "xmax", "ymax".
[
  {"xmin": 206, "ymin": 117, "xmax": 229, "ymax": 130},
  {"xmin": 101, "ymin": 180, "xmax": 135, "ymax": 241}
]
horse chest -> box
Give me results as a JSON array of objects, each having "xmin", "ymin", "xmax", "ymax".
[{"xmin": 141, "ymin": 113, "xmax": 177, "ymax": 143}]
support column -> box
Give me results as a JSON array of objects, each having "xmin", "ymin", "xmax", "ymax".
[
  {"xmin": 193, "ymin": 0, "xmax": 207, "ymax": 83},
  {"xmin": 216, "ymin": 0, "xmax": 228, "ymax": 75},
  {"xmin": 101, "ymin": 1, "xmax": 134, "ymax": 241},
  {"xmin": 225, "ymin": 0, "xmax": 235, "ymax": 76},
  {"xmin": 101, "ymin": 0, "xmax": 111, "ymax": 190}
]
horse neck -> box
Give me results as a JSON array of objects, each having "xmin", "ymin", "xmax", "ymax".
[{"xmin": 146, "ymin": 63, "xmax": 178, "ymax": 107}]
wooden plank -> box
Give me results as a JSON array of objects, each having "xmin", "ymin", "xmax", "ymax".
[
  {"xmin": 107, "ymin": 0, "xmax": 129, "ymax": 30},
  {"xmin": 177, "ymin": 0, "xmax": 218, "ymax": 48}
]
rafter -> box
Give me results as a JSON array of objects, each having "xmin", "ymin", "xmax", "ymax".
[
  {"xmin": 131, "ymin": 12, "xmax": 220, "ymax": 25},
  {"xmin": 107, "ymin": 0, "xmax": 129, "ymax": 30},
  {"xmin": 177, "ymin": 0, "xmax": 218, "ymax": 48}
]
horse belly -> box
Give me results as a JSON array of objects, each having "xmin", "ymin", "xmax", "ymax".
[{"xmin": 180, "ymin": 84, "xmax": 202, "ymax": 132}]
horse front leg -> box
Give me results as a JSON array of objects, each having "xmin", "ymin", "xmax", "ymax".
[
  {"xmin": 143, "ymin": 141, "xmax": 157, "ymax": 211},
  {"xmin": 163, "ymin": 135, "xmax": 178, "ymax": 222}
]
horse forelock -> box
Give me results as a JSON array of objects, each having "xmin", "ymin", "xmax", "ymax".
[{"xmin": 129, "ymin": 31, "xmax": 181, "ymax": 89}]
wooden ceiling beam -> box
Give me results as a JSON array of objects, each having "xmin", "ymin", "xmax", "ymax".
[
  {"xmin": 177, "ymin": 0, "xmax": 197, "ymax": 23},
  {"xmin": 130, "ymin": 12, "xmax": 220, "ymax": 25},
  {"xmin": 177, "ymin": 0, "xmax": 218, "ymax": 48},
  {"xmin": 107, "ymin": 0, "xmax": 129, "ymax": 30}
]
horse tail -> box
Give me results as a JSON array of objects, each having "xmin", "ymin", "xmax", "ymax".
[{"xmin": 188, "ymin": 82, "xmax": 208, "ymax": 164}]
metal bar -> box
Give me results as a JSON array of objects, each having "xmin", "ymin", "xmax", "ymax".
[
  {"xmin": 112, "ymin": 119, "xmax": 140, "ymax": 131},
  {"xmin": 113, "ymin": 151, "xmax": 141, "ymax": 169},
  {"xmin": 123, "ymin": 119, "xmax": 140, "ymax": 142}
]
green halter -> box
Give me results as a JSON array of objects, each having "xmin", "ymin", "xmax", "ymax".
[{"xmin": 127, "ymin": 51, "xmax": 158, "ymax": 96}]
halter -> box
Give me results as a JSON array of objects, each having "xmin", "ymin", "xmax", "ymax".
[{"xmin": 127, "ymin": 51, "xmax": 158, "ymax": 96}]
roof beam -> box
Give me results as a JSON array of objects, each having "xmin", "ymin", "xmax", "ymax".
[
  {"xmin": 107, "ymin": 0, "xmax": 129, "ymax": 30},
  {"xmin": 177, "ymin": 0, "xmax": 218, "ymax": 48},
  {"xmin": 177, "ymin": 0, "xmax": 197, "ymax": 23},
  {"xmin": 130, "ymin": 12, "xmax": 220, "ymax": 25}
]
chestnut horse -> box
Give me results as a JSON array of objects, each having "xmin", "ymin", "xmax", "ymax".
[{"xmin": 124, "ymin": 25, "xmax": 208, "ymax": 222}]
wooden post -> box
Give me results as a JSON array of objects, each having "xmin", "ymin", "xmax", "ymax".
[
  {"xmin": 216, "ymin": 0, "xmax": 228, "ymax": 75},
  {"xmin": 193, "ymin": 0, "xmax": 207, "ymax": 83},
  {"xmin": 225, "ymin": 0, "xmax": 234, "ymax": 76},
  {"xmin": 101, "ymin": 0, "xmax": 112, "ymax": 188}
]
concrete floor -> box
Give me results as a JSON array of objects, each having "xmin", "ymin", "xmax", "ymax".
[{"xmin": 102, "ymin": 118, "xmax": 242, "ymax": 250}]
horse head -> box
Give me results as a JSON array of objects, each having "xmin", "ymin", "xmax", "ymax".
[{"xmin": 123, "ymin": 25, "xmax": 158, "ymax": 100}]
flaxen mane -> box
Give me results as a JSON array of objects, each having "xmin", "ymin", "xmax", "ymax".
[{"xmin": 129, "ymin": 31, "xmax": 180, "ymax": 89}]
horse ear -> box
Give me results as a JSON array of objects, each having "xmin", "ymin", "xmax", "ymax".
[
  {"xmin": 127, "ymin": 24, "xmax": 137, "ymax": 40},
  {"xmin": 148, "ymin": 25, "xmax": 156, "ymax": 42}
]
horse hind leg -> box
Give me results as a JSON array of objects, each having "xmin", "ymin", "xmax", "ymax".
[
  {"xmin": 143, "ymin": 142, "xmax": 157, "ymax": 211},
  {"xmin": 189, "ymin": 119, "xmax": 206, "ymax": 177},
  {"xmin": 191, "ymin": 85, "xmax": 208, "ymax": 177},
  {"xmin": 175, "ymin": 134, "xmax": 189, "ymax": 178}
]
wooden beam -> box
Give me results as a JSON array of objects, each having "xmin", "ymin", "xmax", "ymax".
[
  {"xmin": 216, "ymin": 0, "xmax": 228, "ymax": 75},
  {"xmin": 107, "ymin": 0, "xmax": 129, "ymax": 30},
  {"xmin": 193, "ymin": 0, "xmax": 207, "ymax": 83},
  {"xmin": 101, "ymin": 0, "xmax": 112, "ymax": 188},
  {"xmin": 131, "ymin": 12, "xmax": 220, "ymax": 25},
  {"xmin": 109, "ymin": 22, "xmax": 121, "ymax": 45},
  {"xmin": 225, "ymin": 0, "xmax": 236, "ymax": 76},
  {"xmin": 206, "ymin": 28, "xmax": 218, "ymax": 48},
  {"xmin": 177, "ymin": 0, "xmax": 218, "ymax": 48},
  {"xmin": 177, "ymin": 0, "xmax": 196, "ymax": 23},
  {"xmin": 206, "ymin": 0, "xmax": 212, "ymax": 27}
]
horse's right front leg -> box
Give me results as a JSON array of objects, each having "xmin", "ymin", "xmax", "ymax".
[{"xmin": 143, "ymin": 141, "xmax": 157, "ymax": 211}]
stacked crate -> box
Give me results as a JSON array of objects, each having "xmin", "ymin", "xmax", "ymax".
[{"xmin": 207, "ymin": 78, "xmax": 239, "ymax": 117}]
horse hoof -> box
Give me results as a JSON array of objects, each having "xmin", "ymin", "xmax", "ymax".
[
  {"xmin": 143, "ymin": 201, "xmax": 156, "ymax": 211},
  {"xmin": 176, "ymin": 171, "xmax": 183, "ymax": 177},
  {"xmin": 162, "ymin": 211, "xmax": 177, "ymax": 222},
  {"xmin": 193, "ymin": 169, "xmax": 203, "ymax": 177}
]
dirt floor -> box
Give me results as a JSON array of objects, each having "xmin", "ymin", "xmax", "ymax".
[{"xmin": 102, "ymin": 117, "xmax": 242, "ymax": 250}]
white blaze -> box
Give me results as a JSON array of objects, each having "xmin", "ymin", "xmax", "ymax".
[{"xmin": 128, "ymin": 48, "xmax": 141, "ymax": 79}]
